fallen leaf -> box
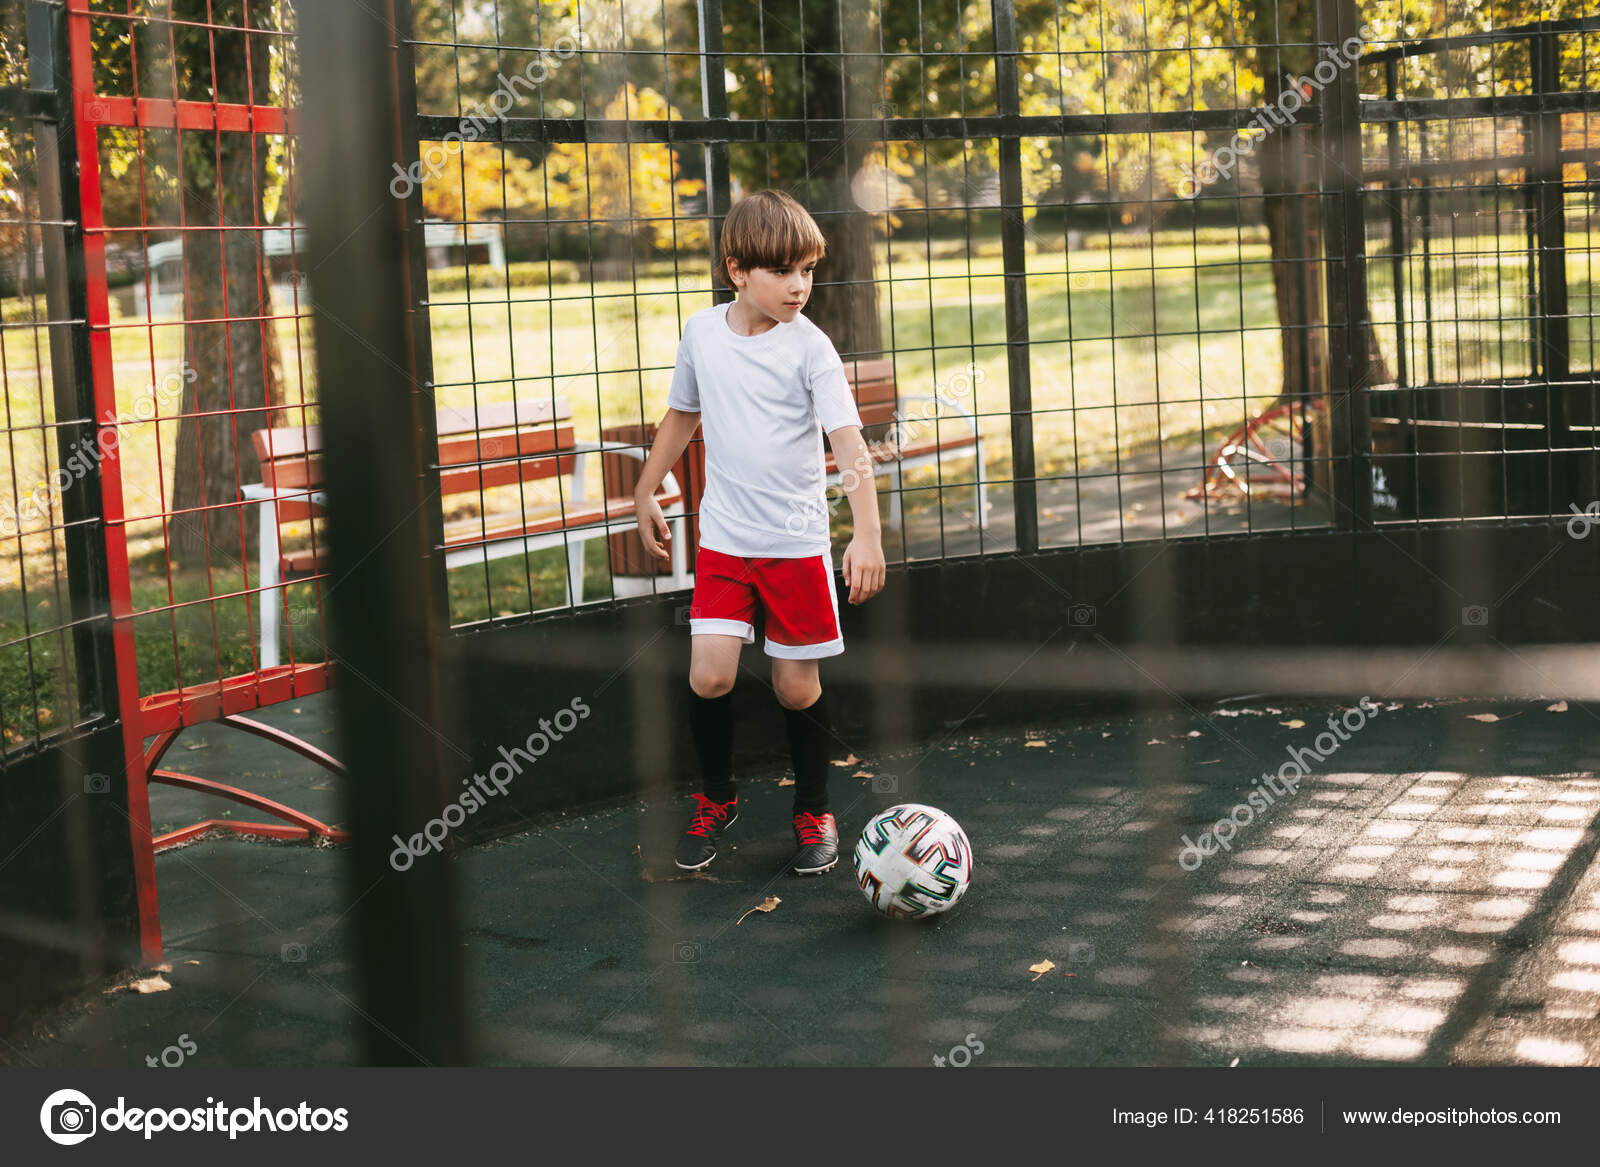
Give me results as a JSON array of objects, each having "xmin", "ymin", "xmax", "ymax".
[
  {"xmin": 129, "ymin": 975, "xmax": 170, "ymax": 994},
  {"xmin": 184, "ymin": 959, "xmax": 200, "ymax": 965},
  {"xmin": 1468, "ymin": 713, "xmax": 1501, "ymax": 723},
  {"xmin": 183, "ymin": 741, "xmax": 208, "ymax": 751},
  {"xmin": 1101, "ymin": 732, "xmax": 1111, "ymax": 738},
  {"xmin": 1186, "ymin": 730, "xmax": 1202, "ymax": 738},
  {"xmin": 1029, "ymin": 959, "xmax": 1055, "ymax": 981},
  {"xmin": 1266, "ymin": 708, "xmax": 1283, "ymax": 715},
  {"xmin": 1279, "ymin": 719, "xmax": 1305, "ymax": 729},
  {"xmin": 1025, "ymin": 741, "xmax": 1048, "ymax": 748},
  {"xmin": 630, "ymin": 845, "xmax": 641, "ymax": 857},
  {"xmin": 852, "ymin": 771, "xmax": 874, "ymax": 779},
  {"xmin": 1147, "ymin": 738, "xmax": 1163, "ymax": 746},
  {"xmin": 1229, "ymin": 1057, "xmax": 1240, "ymax": 1067},
  {"xmin": 1547, "ymin": 700, "xmax": 1569, "ymax": 713},
  {"xmin": 777, "ymin": 777, "xmax": 795, "ymax": 786},
  {"xmin": 831, "ymin": 753, "xmax": 861, "ymax": 768},
  {"xmin": 1198, "ymin": 758, "xmax": 1221, "ymax": 765},
  {"xmin": 737, "ymin": 895, "xmax": 782, "ymax": 925},
  {"xmin": 151, "ymin": 962, "xmax": 172, "ymax": 973}
]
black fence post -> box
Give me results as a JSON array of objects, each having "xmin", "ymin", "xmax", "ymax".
[
  {"xmin": 697, "ymin": 0, "xmax": 733, "ymax": 307},
  {"xmin": 391, "ymin": 0, "xmax": 451, "ymax": 632},
  {"xmin": 295, "ymin": 0, "xmax": 469, "ymax": 1066},
  {"xmin": 1384, "ymin": 57, "xmax": 1408, "ymax": 392},
  {"xmin": 1317, "ymin": 0, "xmax": 1375, "ymax": 529},
  {"xmin": 27, "ymin": 0, "xmax": 116, "ymax": 724},
  {"xmin": 990, "ymin": 0, "xmax": 1038, "ymax": 554},
  {"xmin": 1530, "ymin": 23, "xmax": 1572, "ymax": 509}
]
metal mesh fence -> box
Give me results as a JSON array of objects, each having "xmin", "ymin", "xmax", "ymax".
[{"xmin": 0, "ymin": 0, "xmax": 99, "ymax": 761}]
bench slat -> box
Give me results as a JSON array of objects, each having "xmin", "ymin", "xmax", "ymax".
[
  {"xmin": 824, "ymin": 428, "xmax": 978, "ymax": 475},
  {"xmin": 276, "ymin": 485, "xmax": 683, "ymax": 575}
]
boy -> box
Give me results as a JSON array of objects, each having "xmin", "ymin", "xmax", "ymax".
[{"xmin": 632, "ymin": 189, "xmax": 887, "ymax": 876}]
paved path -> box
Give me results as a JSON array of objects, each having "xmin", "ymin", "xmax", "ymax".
[{"xmin": 851, "ymin": 442, "xmax": 1332, "ymax": 564}]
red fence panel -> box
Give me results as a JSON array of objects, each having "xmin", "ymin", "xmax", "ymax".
[{"xmin": 67, "ymin": 0, "xmax": 332, "ymax": 962}]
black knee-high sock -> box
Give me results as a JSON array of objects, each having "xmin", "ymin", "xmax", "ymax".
[
  {"xmin": 783, "ymin": 687, "xmax": 833, "ymax": 816},
  {"xmin": 688, "ymin": 688, "xmax": 736, "ymax": 802}
]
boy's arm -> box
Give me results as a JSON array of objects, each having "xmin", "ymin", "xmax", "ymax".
[
  {"xmin": 633, "ymin": 407, "xmax": 700, "ymax": 561},
  {"xmin": 827, "ymin": 425, "xmax": 887, "ymax": 605}
]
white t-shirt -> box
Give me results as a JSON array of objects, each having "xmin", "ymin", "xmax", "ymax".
[{"xmin": 666, "ymin": 301, "xmax": 862, "ymax": 558}]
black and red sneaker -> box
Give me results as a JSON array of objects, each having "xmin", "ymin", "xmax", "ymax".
[
  {"xmin": 790, "ymin": 811, "xmax": 839, "ymax": 875},
  {"xmin": 674, "ymin": 794, "xmax": 738, "ymax": 871}
]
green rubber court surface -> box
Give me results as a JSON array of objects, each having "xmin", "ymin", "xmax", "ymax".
[{"xmin": 6, "ymin": 696, "xmax": 1599, "ymax": 1068}]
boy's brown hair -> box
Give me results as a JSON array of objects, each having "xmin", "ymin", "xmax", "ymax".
[{"xmin": 715, "ymin": 189, "xmax": 827, "ymax": 287}]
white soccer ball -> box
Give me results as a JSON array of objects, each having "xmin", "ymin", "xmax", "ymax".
[{"xmin": 853, "ymin": 803, "xmax": 973, "ymax": 919}]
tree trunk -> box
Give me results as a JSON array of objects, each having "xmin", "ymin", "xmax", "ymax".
[
  {"xmin": 1258, "ymin": 115, "xmax": 1329, "ymax": 405},
  {"xmin": 794, "ymin": 0, "xmax": 883, "ymax": 362},
  {"xmin": 1250, "ymin": 5, "xmax": 1391, "ymax": 404},
  {"xmin": 168, "ymin": 9, "xmax": 280, "ymax": 568}
]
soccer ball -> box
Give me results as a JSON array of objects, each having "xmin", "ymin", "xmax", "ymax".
[{"xmin": 853, "ymin": 804, "xmax": 972, "ymax": 919}]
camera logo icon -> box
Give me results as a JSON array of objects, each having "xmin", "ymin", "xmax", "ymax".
[
  {"xmin": 281, "ymin": 942, "xmax": 307, "ymax": 963},
  {"xmin": 84, "ymin": 772, "xmax": 110, "ymax": 794},
  {"xmin": 1069, "ymin": 603, "xmax": 1097, "ymax": 627},
  {"xmin": 871, "ymin": 774, "xmax": 898, "ymax": 794},
  {"xmin": 675, "ymin": 605, "xmax": 694, "ymax": 627},
  {"xmin": 672, "ymin": 941, "xmax": 701, "ymax": 963},
  {"xmin": 1461, "ymin": 605, "xmax": 1489, "ymax": 627},
  {"xmin": 1067, "ymin": 940, "xmax": 1096, "ymax": 964},
  {"xmin": 40, "ymin": 1088, "xmax": 97, "ymax": 1145},
  {"xmin": 83, "ymin": 99, "xmax": 110, "ymax": 122}
]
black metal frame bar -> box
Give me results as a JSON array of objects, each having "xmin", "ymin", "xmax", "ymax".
[{"xmin": 24, "ymin": 0, "xmax": 118, "ymax": 729}]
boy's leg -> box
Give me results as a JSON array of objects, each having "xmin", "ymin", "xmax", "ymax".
[
  {"xmin": 677, "ymin": 546, "xmax": 757, "ymax": 871},
  {"xmin": 772, "ymin": 657, "xmax": 828, "ymax": 814},
  {"xmin": 676, "ymin": 634, "xmax": 744, "ymax": 870},
  {"xmin": 753, "ymin": 553, "xmax": 845, "ymax": 874},
  {"xmin": 688, "ymin": 633, "xmax": 743, "ymax": 801},
  {"xmin": 774, "ymin": 657, "xmax": 841, "ymax": 875}
]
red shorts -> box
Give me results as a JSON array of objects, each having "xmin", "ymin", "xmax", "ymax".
[{"xmin": 689, "ymin": 546, "xmax": 844, "ymax": 658}]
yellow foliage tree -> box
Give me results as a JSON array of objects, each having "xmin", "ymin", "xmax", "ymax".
[
  {"xmin": 538, "ymin": 83, "xmax": 706, "ymax": 253},
  {"xmin": 418, "ymin": 137, "xmax": 545, "ymax": 221}
]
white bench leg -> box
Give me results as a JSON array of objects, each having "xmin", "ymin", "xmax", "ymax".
[
  {"xmin": 887, "ymin": 461, "xmax": 904, "ymax": 530},
  {"xmin": 670, "ymin": 512, "xmax": 687, "ymax": 588},
  {"xmin": 565, "ymin": 450, "xmax": 588, "ymax": 605},
  {"xmin": 976, "ymin": 437, "xmax": 990, "ymax": 530},
  {"xmin": 258, "ymin": 497, "xmax": 281, "ymax": 668},
  {"xmin": 567, "ymin": 537, "xmax": 586, "ymax": 606}
]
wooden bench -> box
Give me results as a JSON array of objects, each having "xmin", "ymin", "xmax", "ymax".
[
  {"xmin": 242, "ymin": 396, "xmax": 687, "ymax": 665},
  {"xmin": 826, "ymin": 357, "xmax": 989, "ymax": 530}
]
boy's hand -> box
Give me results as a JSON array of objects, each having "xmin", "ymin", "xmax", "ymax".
[
  {"xmin": 841, "ymin": 534, "xmax": 886, "ymax": 604},
  {"xmin": 635, "ymin": 490, "xmax": 672, "ymax": 561}
]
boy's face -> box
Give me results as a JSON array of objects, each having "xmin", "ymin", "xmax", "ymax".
[{"xmin": 727, "ymin": 253, "xmax": 818, "ymax": 324}]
